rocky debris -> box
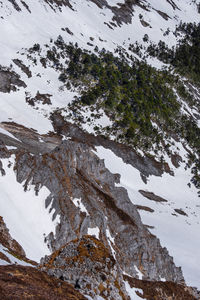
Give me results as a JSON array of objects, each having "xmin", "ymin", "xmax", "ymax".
[
  {"xmin": 124, "ymin": 275, "xmax": 200, "ymax": 300},
  {"xmin": 139, "ymin": 190, "xmax": 168, "ymax": 203},
  {"xmin": 26, "ymin": 91, "xmax": 52, "ymax": 106},
  {"xmin": 11, "ymin": 130, "xmax": 184, "ymax": 283},
  {"xmin": 0, "ymin": 265, "xmax": 87, "ymax": 300},
  {"xmin": 0, "ymin": 66, "xmax": 26, "ymax": 93},
  {"xmin": 41, "ymin": 235, "xmax": 129, "ymax": 299},
  {"xmin": 0, "ymin": 216, "xmax": 36, "ymax": 265},
  {"xmin": 13, "ymin": 59, "xmax": 32, "ymax": 78}
]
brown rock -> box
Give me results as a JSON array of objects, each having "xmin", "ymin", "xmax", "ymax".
[{"xmin": 0, "ymin": 265, "xmax": 87, "ymax": 300}]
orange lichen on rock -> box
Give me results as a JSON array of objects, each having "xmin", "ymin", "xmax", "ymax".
[{"xmin": 41, "ymin": 236, "xmax": 129, "ymax": 300}]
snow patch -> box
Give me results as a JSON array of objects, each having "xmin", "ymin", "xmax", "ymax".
[
  {"xmin": 87, "ymin": 227, "xmax": 99, "ymax": 239},
  {"xmin": 125, "ymin": 281, "xmax": 144, "ymax": 300},
  {"xmin": 72, "ymin": 198, "xmax": 89, "ymax": 216},
  {"xmin": 0, "ymin": 156, "xmax": 59, "ymax": 262}
]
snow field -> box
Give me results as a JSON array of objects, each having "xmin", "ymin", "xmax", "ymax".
[{"xmin": 0, "ymin": 156, "xmax": 59, "ymax": 262}]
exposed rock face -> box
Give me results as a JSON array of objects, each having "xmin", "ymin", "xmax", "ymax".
[
  {"xmin": 0, "ymin": 265, "xmax": 87, "ymax": 300},
  {"xmin": 51, "ymin": 114, "xmax": 172, "ymax": 178},
  {"xmin": 41, "ymin": 235, "xmax": 129, "ymax": 299},
  {"xmin": 0, "ymin": 67, "xmax": 26, "ymax": 93},
  {"xmin": 1, "ymin": 121, "xmax": 196, "ymax": 298},
  {"xmin": 7, "ymin": 122, "xmax": 183, "ymax": 284}
]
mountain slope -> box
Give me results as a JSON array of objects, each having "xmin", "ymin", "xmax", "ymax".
[{"xmin": 0, "ymin": 0, "xmax": 200, "ymax": 299}]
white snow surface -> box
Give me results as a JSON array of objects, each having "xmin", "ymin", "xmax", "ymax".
[
  {"xmin": 95, "ymin": 145, "xmax": 200, "ymax": 289},
  {"xmin": 0, "ymin": 157, "xmax": 59, "ymax": 262},
  {"xmin": 72, "ymin": 198, "xmax": 89, "ymax": 216},
  {"xmin": 125, "ymin": 281, "xmax": 144, "ymax": 300},
  {"xmin": 87, "ymin": 227, "xmax": 100, "ymax": 239}
]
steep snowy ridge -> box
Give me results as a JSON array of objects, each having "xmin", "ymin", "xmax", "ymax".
[{"xmin": 0, "ymin": 0, "xmax": 200, "ymax": 299}]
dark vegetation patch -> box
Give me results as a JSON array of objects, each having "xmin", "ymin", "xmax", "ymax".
[
  {"xmin": 147, "ymin": 22, "xmax": 200, "ymax": 84},
  {"xmin": 55, "ymin": 39, "xmax": 180, "ymax": 151}
]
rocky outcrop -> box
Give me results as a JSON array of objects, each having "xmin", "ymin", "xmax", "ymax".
[
  {"xmin": 0, "ymin": 121, "xmax": 191, "ymax": 298},
  {"xmin": 41, "ymin": 236, "xmax": 128, "ymax": 299},
  {"xmin": 0, "ymin": 265, "xmax": 87, "ymax": 300},
  {"xmin": 8, "ymin": 124, "xmax": 183, "ymax": 284},
  {"xmin": 0, "ymin": 66, "xmax": 26, "ymax": 93}
]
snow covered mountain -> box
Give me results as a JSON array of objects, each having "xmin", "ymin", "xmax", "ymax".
[{"xmin": 0, "ymin": 0, "xmax": 200, "ymax": 299}]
